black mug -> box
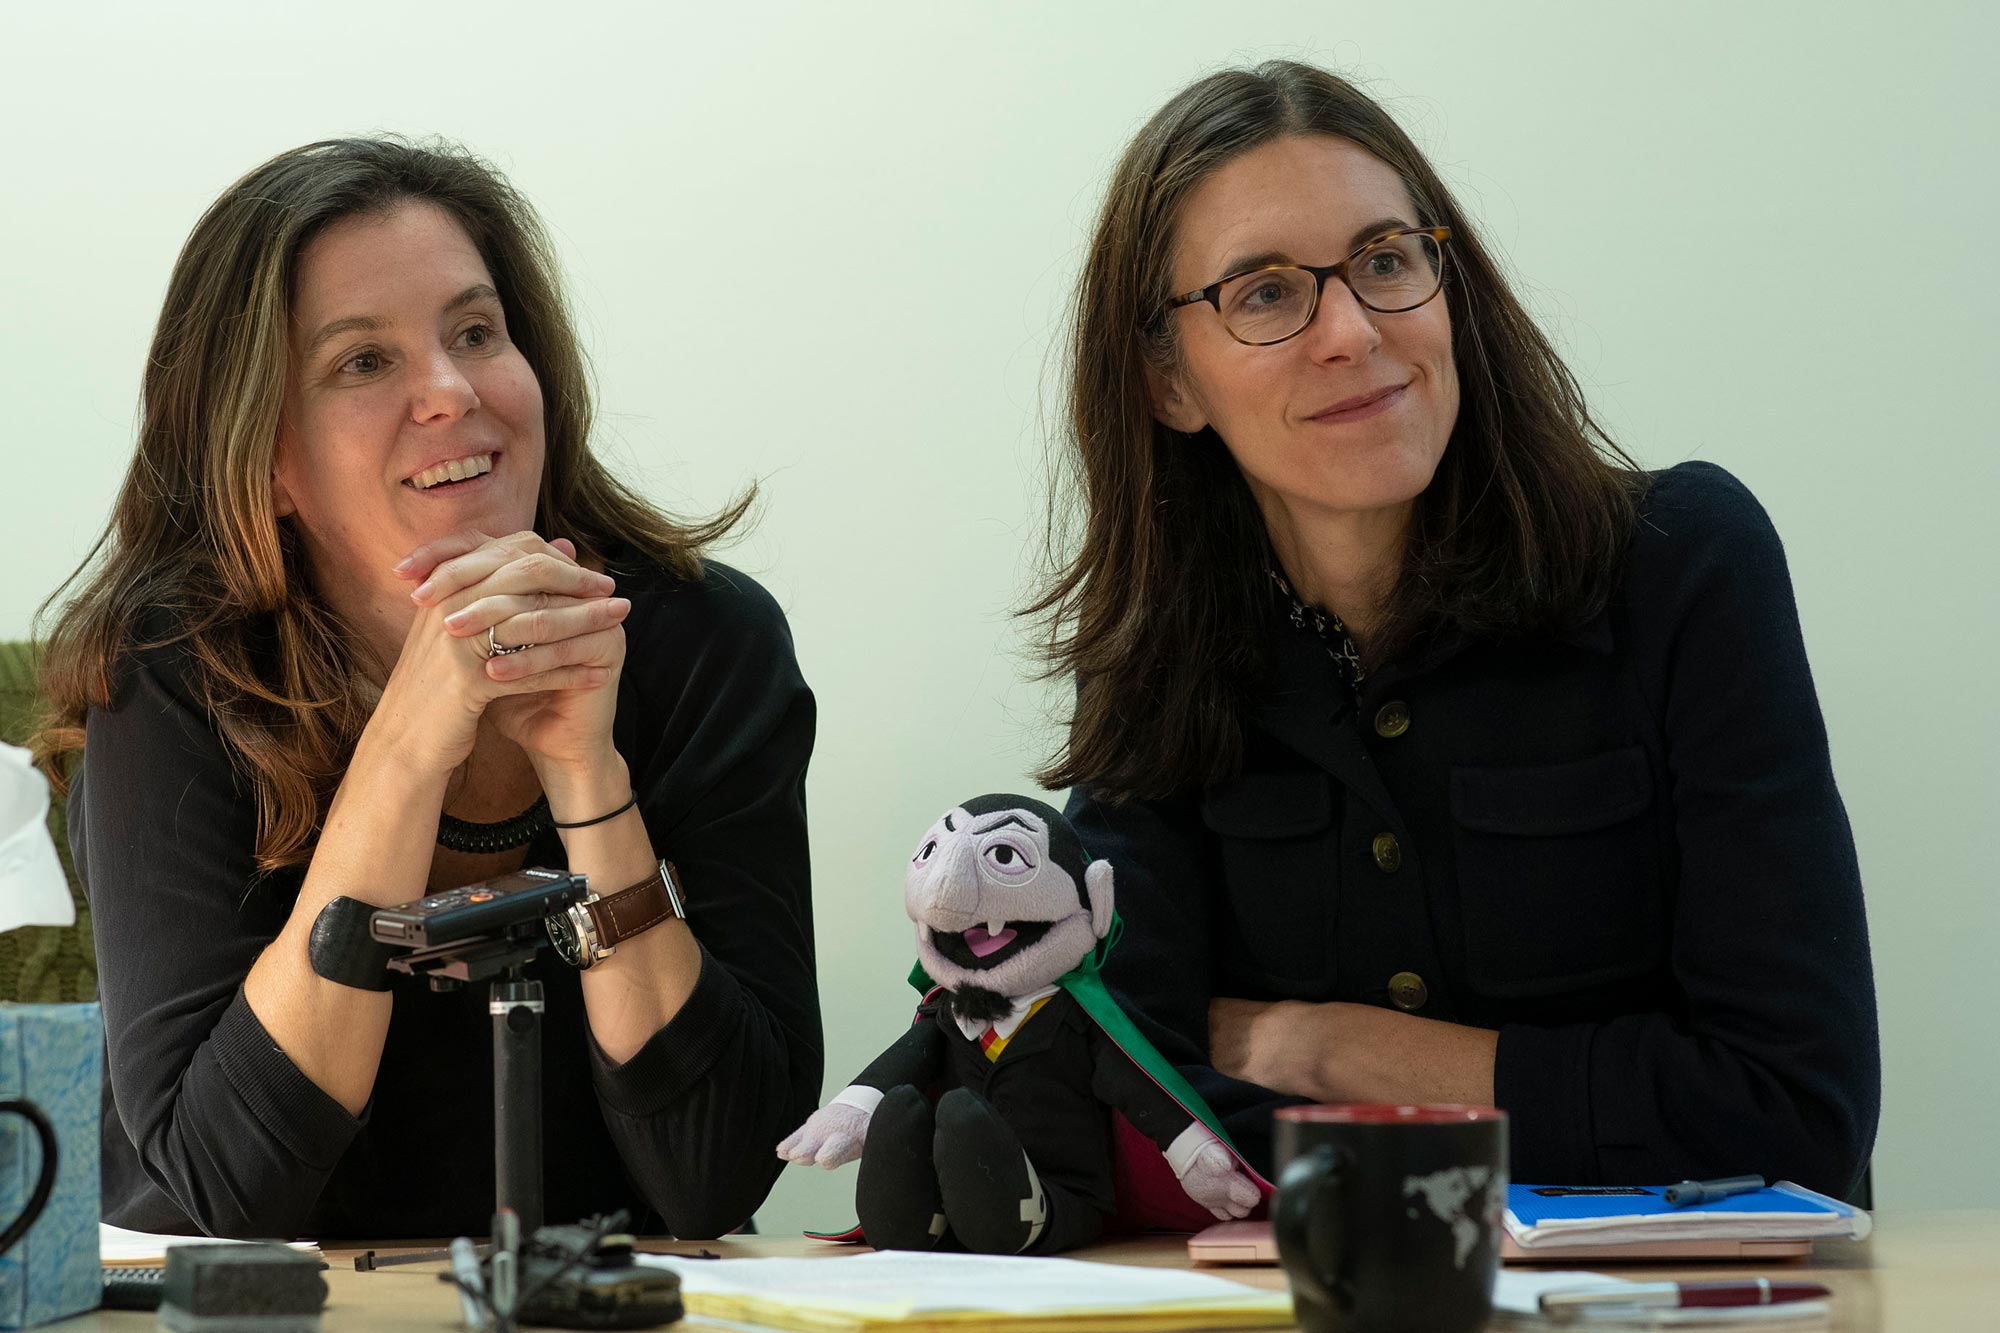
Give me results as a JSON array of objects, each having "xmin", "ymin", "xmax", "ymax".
[
  {"xmin": 0, "ymin": 1098, "xmax": 60, "ymax": 1257},
  {"xmin": 1274, "ymin": 1104, "xmax": 1507, "ymax": 1333}
]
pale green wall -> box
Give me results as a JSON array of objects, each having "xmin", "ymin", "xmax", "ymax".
[{"xmin": 4, "ymin": 2, "xmax": 1992, "ymax": 1234}]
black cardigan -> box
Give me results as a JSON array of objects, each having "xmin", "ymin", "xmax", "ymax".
[
  {"xmin": 1066, "ymin": 462, "xmax": 1879, "ymax": 1197},
  {"xmin": 71, "ymin": 558, "xmax": 822, "ymax": 1240}
]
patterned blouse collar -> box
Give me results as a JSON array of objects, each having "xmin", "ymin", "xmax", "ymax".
[{"xmin": 1267, "ymin": 567, "xmax": 1365, "ymax": 690}]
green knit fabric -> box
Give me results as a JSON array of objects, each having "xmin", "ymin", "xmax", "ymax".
[{"xmin": 0, "ymin": 640, "xmax": 95, "ymax": 1002}]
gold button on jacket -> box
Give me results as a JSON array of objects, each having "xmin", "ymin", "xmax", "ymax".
[
  {"xmin": 1371, "ymin": 831, "xmax": 1402, "ymax": 873},
  {"xmin": 1374, "ymin": 700, "xmax": 1411, "ymax": 738},
  {"xmin": 1389, "ymin": 971, "xmax": 1429, "ymax": 1011}
]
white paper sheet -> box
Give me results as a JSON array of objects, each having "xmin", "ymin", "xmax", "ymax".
[
  {"xmin": 1492, "ymin": 1270, "xmax": 1829, "ymax": 1327},
  {"xmin": 639, "ymin": 1249, "xmax": 1290, "ymax": 1318},
  {"xmin": 1494, "ymin": 1270, "xmax": 1634, "ymax": 1314},
  {"xmin": 99, "ymin": 1224, "xmax": 322, "ymax": 1265}
]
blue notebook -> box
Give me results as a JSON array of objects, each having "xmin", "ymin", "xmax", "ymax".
[{"xmin": 1505, "ymin": 1181, "xmax": 1868, "ymax": 1251}]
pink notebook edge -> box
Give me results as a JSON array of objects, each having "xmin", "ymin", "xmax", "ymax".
[{"xmin": 1186, "ymin": 1219, "xmax": 1815, "ymax": 1265}]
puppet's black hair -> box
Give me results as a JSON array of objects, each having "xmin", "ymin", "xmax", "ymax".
[{"xmin": 959, "ymin": 794, "xmax": 1091, "ymax": 911}]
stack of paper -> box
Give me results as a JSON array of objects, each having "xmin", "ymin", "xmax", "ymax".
[
  {"xmin": 99, "ymin": 1225, "xmax": 323, "ymax": 1269},
  {"xmin": 638, "ymin": 1249, "xmax": 1294, "ymax": 1332},
  {"xmin": 1505, "ymin": 1183, "xmax": 1869, "ymax": 1253},
  {"xmin": 1491, "ymin": 1271, "xmax": 1829, "ymax": 1329}
]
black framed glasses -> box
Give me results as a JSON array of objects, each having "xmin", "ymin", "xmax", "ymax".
[{"xmin": 1164, "ymin": 226, "xmax": 1453, "ymax": 346}]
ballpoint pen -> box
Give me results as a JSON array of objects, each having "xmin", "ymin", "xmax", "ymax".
[
  {"xmin": 355, "ymin": 1243, "xmax": 488, "ymax": 1271},
  {"xmin": 1540, "ymin": 1279, "xmax": 1831, "ymax": 1320},
  {"xmin": 490, "ymin": 1209, "xmax": 520, "ymax": 1326},
  {"xmin": 1662, "ymin": 1173, "xmax": 1765, "ymax": 1206},
  {"xmin": 449, "ymin": 1235, "xmax": 491, "ymax": 1332}
]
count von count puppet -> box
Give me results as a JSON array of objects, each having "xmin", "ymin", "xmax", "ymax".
[{"xmin": 777, "ymin": 795, "xmax": 1268, "ymax": 1253}]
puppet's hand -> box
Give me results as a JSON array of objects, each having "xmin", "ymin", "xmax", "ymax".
[
  {"xmin": 1178, "ymin": 1140, "xmax": 1262, "ymax": 1220},
  {"xmin": 776, "ymin": 1102, "xmax": 871, "ymax": 1169}
]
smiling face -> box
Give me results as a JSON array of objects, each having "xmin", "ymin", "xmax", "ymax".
[
  {"xmin": 274, "ymin": 199, "xmax": 545, "ymax": 599},
  {"xmin": 905, "ymin": 798, "xmax": 1112, "ymax": 998},
  {"xmin": 1152, "ymin": 133, "xmax": 1460, "ymax": 533}
]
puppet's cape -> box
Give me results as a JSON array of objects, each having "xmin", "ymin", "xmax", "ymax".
[{"xmin": 807, "ymin": 916, "xmax": 1274, "ymax": 1242}]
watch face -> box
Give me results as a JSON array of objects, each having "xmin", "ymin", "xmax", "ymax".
[{"xmin": 545, "ymin": 912, "xmax": 588, "ymax": 969}]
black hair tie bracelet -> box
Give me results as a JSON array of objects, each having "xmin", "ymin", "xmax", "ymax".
[{"xmin": 552, "ymin": 790, "xmax": 638, "ymax": 830}]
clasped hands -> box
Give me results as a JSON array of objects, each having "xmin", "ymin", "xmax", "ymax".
[{"xmin": 375, "ymin": 529, "xmax": 629, "ymax": 779}]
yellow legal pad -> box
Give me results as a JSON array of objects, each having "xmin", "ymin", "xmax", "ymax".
[{"xmin": 636, "ymin": 1249, "xmax": 1294, "ymax": 1332}]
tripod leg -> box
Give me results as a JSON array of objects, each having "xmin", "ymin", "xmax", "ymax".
[{"xmin": 493, "ymin": 976, "xmax": 545, "ymax": 1233}]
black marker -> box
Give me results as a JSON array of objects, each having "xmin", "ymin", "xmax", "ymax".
[{"xmin": 1663, "ymin": 1174, "xmax": 1765, "ymax": 1206}]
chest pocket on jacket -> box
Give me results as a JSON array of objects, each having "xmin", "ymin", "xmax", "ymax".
[
  {"xmin": 1201, "ymin": 771, "xmax": 1337, "ymax": 993},
  {"xmin": 1449, "ymin": 746, "xmax": 1663, "ymax": 997}
]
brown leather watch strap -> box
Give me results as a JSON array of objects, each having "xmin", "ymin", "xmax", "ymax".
[{"xmin": 583, "ymin": 860, "xmax": 686, "ymax": 949}]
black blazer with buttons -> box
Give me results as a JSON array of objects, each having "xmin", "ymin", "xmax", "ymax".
[{"xmin": 1064, "ymin": 462, "xmax": 1879, "ymax": 1198}]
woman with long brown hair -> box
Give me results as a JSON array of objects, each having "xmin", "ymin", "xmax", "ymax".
[
  {"xmin": 1034, "ymin": 62, "xmax": 1877, "ymax": 1196},
  {"xmin": 34, "ymin": 137, "xmax": 820, "ymax": 1239}
]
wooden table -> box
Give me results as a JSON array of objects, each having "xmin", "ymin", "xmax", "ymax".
[{"xmin": 57, "ymin": 1209, "xmax": 1999, "ymax": 1331}]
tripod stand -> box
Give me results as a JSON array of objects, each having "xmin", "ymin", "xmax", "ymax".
[{"xmin": 389, "ymin": 923, "xmax": 550, "ymax": 1233}]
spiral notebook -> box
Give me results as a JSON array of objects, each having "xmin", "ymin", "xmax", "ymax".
[
  {"xmin": 1502, "ymin": 1181, "xmax": 1867, "ymax": 1261},
  {"xmin": 1189, "ymin": 1182, "xmax": 1865, "ymax": 1265}
]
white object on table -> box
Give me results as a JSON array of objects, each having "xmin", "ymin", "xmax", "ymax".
[
  {"xmin": 99, "ymin": 1224, "xmax": 322, "ymax": 1266},
  {"xmin": 639, "ymin": 1248, "xmax": 1292, "ymax": 1322},
  {"xmin": 1492, "ymin": 1270, "xmax": 1830, "ymax": 1327},
  {"xmin": 0, "ymin": 740, "xmax": 72, "ymax": 933}
]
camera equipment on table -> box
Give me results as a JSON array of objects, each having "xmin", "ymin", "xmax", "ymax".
[{"xmin": 445, "ymin": 1210, "xmax": 682, "ymax": 1332}]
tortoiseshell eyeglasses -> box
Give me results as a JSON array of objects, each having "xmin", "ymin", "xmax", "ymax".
[{"xmin": 1164, "ymin": 226, "xmax": 1453, "ymax": 346}]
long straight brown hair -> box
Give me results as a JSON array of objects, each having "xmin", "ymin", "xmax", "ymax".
[
  {"xmin": 33, "ymin": 137, "xmax": 749, "ymax": 872},
  {"xmin": 1030, "ymin": 62, "xmax": 1641, "ymax": 801}
]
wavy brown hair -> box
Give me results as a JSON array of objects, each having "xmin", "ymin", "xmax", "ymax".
[
  {"xmin": 1030, "ymin": 62, "xmax": 1641, "ymax": 801},
  {"xmin": 32, "ymin": 136, "xmax": 749, "ymax": 872}
]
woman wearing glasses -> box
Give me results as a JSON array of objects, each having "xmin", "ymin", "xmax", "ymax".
[
  {"xmin": 1034, "ymin": 63, "xmax": 1878, "ymax": 1196},
  {"xmin": 33, "ymin": 138, "xmax": 820, "ymax": 1239}
]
